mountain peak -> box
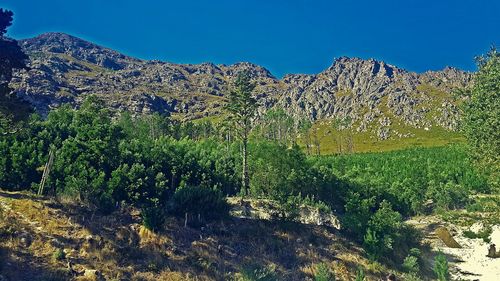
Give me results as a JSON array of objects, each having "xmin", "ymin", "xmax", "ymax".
[
  {"xmin": 12, "ymin": 31, "xmax": 472, "ymax": 129},
  {"xmin": 222, "ymin": 62, "xmax": 276, "ymax": 79},
  {"xmin": 19, "ymin": 32, "xmax": 141, "ymax": 70},
  {"xmin": 324, "ymin": 56, "xmax": 405, "ymax": 80},
  {"xmin": 21, "ymin": 32, "xmax": 99, "ymax": 51}
]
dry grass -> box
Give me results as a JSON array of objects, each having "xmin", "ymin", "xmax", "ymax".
[{"xmin": 0, "ymin": 190, "xmax": 403, "ymax": 280}]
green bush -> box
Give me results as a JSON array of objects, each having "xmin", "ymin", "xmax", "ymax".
[
  {"xmin": 462, "ymin": 48, "xmax": 500, "ymax": 189},
  {"xmin": 52, "ymin": 248, "xmax": 65, "ymax": 261},
  {"xmin": 249, "ymin": 142, "xmax": 311, "ymax": 199},
  {"xmin": 311, "ymin": 145, "xmax": 488, "ymax": 218},
  {"xmin": 402, "ymin": 247, "xmax": 421, "ymax": 273},
  {"xmin": 402, "ymin": 255, "xmax": 419, "ymax": 273},
  {"xmin": 314, "ymin": 263, "xmax": 335, "ymax": 281},
  {"xmin": 238, "ymin": 264, "xmax": 277, "ymax": 281},
  {"xmin": 355, "ymin": 267, "xmax": 365, "ymax": 281},
  {"xmin": 462, "ymin": 226, "xmax": 492, "ymax": 243},
  {"xmin": 141, "ymin": 205, "xmax": 165, "ymax": 231},
  {"xmin": 434, "ymin": 252, "xmax": 450, "ymax": 281},
  {"xmin": 466, "ymin": 197, "xmax": 500, "ymax": 212},
  {"xmin": 409, "ymin": 248, "xmax": 421, "ymax": 257},
  {"xmin": 362, "ymin": 200, "xmax": 405, "ymax": 261},
  {"xmin": 169, "ymin": 185, "xmax": 229, "ymax": 220},
  {"xmin": 363, "ymin": 228, "xmax": 382, "ymax": 261},
  {"xmin": 426, "ymin": 181, "xmax": 470, "ymax": 210}
]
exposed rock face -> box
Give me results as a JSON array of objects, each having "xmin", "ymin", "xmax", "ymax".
[
  {"xmin": 227, "ymin": 197, "xmax": 341, "ymax": 229},
  {"xmin": 275, "ymin": 57, "xmax": 471, "ymax": 134},
  {"xmin": 10, "ymin": 32, "xmax": 472, "ymax": 135}
]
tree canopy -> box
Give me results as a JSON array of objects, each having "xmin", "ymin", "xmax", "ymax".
[
  {"xmin": 0, "ymin": 8, "xmax": 30, "ymax": 128},
  {"xmin": 0, "ymin": 8, "xmax": 13, "ymax": 37},
  {"xmin": 462, "ymin": 48, "xmax": 500, "ymax": 188}
]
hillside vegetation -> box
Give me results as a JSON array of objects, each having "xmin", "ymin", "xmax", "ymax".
[
  {"xmin": 0, "ymin": 97, "xmax": 492, "ymax": 280},
  {"xmin": 1, "ymin": 8, "xmax": 499, "ymax": 281}
]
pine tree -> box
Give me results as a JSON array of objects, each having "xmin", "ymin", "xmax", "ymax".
[
  {"xmin": 225, "ymin": 72, "xmax": 257, "ymax": 196},
  {"xmin": 0, "ymin": 8, "xmax": 13, "ymax": 36}
]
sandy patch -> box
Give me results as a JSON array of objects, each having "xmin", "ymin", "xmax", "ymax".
[{"xmin": 439, "ymin": 224, "xmax": 500, "ymax": 281}]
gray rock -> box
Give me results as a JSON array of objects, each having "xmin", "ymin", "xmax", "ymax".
[{"xmin": 10, "ymin": 32, "xmax": 471, "ymax": 134}]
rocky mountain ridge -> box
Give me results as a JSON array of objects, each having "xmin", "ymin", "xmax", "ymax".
[{"xmin": 9, "ymin": 32, "xmax": 473, "ymax": 139}]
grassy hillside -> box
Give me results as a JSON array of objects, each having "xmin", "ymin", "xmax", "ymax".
[
  {"xmin": 0, "ymin": 190, "xmax": 399, "ymax": 281},
  {"xmin": 306, "ymin": 120, "xmax": 464, "ymax": 154}
]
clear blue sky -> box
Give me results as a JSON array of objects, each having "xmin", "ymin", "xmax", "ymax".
[{"xmin": 1, "ymin": 0, "xmax": 499, "ymax": 77}]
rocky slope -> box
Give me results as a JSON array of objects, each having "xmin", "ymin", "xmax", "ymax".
[{"xmin": 10, "ymin": 32, "xmax": 472, "ymax": 138}]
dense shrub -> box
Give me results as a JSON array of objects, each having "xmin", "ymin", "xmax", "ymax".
[
  {"xmin": 0, "ymin": 97, "xmax": 241, "ymax": 215},
  {"xmin": 314, "ymin": 263, "xmax": 336, "ymax": 281},
  {"xmin": 362, "ymin": 201, "xmax": 403, "ymax": 260},
  {"xmin": 355, "ymin": 268, "xmax": 365, "ymax": 281},
  {"xmin": 311, "ymin": 146, "xmax": 488, "ymax": 217},
  {"xmin": 308, "ymin": 145, "xmax": 488, "ymax": 261},
  {"xmin": 402, "ymin": 255, "xmax": 419, "ymax": 273},
  {"xmin": 462, "ymin": 48, "xmax": 499, "ymax": 189},
  {"xmin": 426, "ymin": 182, "xmax": 470, "ymax": 210},
  {"xmin": 141, "ymin": 205, "xmax": 165, "ymax": 232},
  {"xmin": 0, "ymin": 95, "xmax": 490, "ymax": 267},
  {"xmin": 249, "ymin": 142, "xmax": 311, "ymax": 198},
  {"xmin": 169, "ymin": 185, "xmax": 229, "ymax": 220},
  {"xmin": 434, "ymin": 252, "xmax": 450, "ymax": 281}
]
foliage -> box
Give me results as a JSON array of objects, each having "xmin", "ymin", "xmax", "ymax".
[
  {"xmin": 253, "ymin": 109, "xmax": 297, "ymax": 146},
  {"xmin": 52, "ymin": 248, "xmax": 65, "ymax": 261},
  {"xmin": 314, "ymin": 263, "xmax": 335, "ymax": 281},
  {"xmin": 0, "ymin": 8, "xmax": 13, "ymax": 36},
  {"xmin": 355, "ymin": 267, "xmax": 365, "ymax": 281},
  {"xmin": 0, "ymin": 92, "xmax": 491, "ymax": 269},
  {"xmin": 462, "ymin": 48, "xmax": 500, "ymax": 188},
  {"xmin": 0, "ymin": 9, "xmax": 30, "ymax": 127},
  {"xmin": 225, "ymin": 71, "xmax": 258, "ymax": 195},
  {"xmin": 401, "ymin": 273, "xmax": 422, "ymax": 281},
  {"xmin": 363, "ymin": 229, "xmax": 381, "ymax": 261},
  {"xmin": 426, "ymin": 182, "xmax": 470, "ymax": 211},
  {"xmin": 141, "ymin": 205, "xmax": 165, "ymax": 231},
  {"xmin": 238, "ymin": 264, "xmax": 277, "ymax": 281},
  {"xmin": 0, "ymin": 97, "xmax": 240, "ymax": 211},
  {"xmin": 466, "ymin": 196, "xmax": 500, "ymax": 213},
  {"xmin": 311, "ymin": 146, "xmax": 488, "ymax": 217},
  {"xmin": 249, "ymin": 142, "xmax": 310, "ymax": 198},
  {"xmin": 433, "ymin": 252, "xmax": 450, "ymax": 281},
  {"xmin": 462, "ymin": 225, "xmax": 492, "ymax": 243},
  {"xmin": 169, "ymin": 185, "xmax": 229, "ymax": 220},
  {"xmin": 402, "ymin": 255, "xmax": 419, "ymax": 273},
  {"xmin": 310, "ymin": 146, "xmax": 483, "ymax": 261},
  {"xmin": 362, "ymin": 201, "xmax": 403, "ymax": 260}
]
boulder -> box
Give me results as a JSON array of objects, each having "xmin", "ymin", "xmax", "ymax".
[{"xmin": 435, "ymin": 226, "xmax": 461, "ymax": 248}]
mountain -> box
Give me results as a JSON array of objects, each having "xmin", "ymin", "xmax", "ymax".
[{"xmin": 10, "ymin": 32, "xmax": 472, "ymax": 139}]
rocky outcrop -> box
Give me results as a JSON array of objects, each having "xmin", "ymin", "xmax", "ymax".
[
  {"xmin": 9, "ymin": 32, "xmax": 472, "ymax": 135},
  {"xmin": 227, "ymin": 197, "xmax": 341, "ymax": 229}
]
